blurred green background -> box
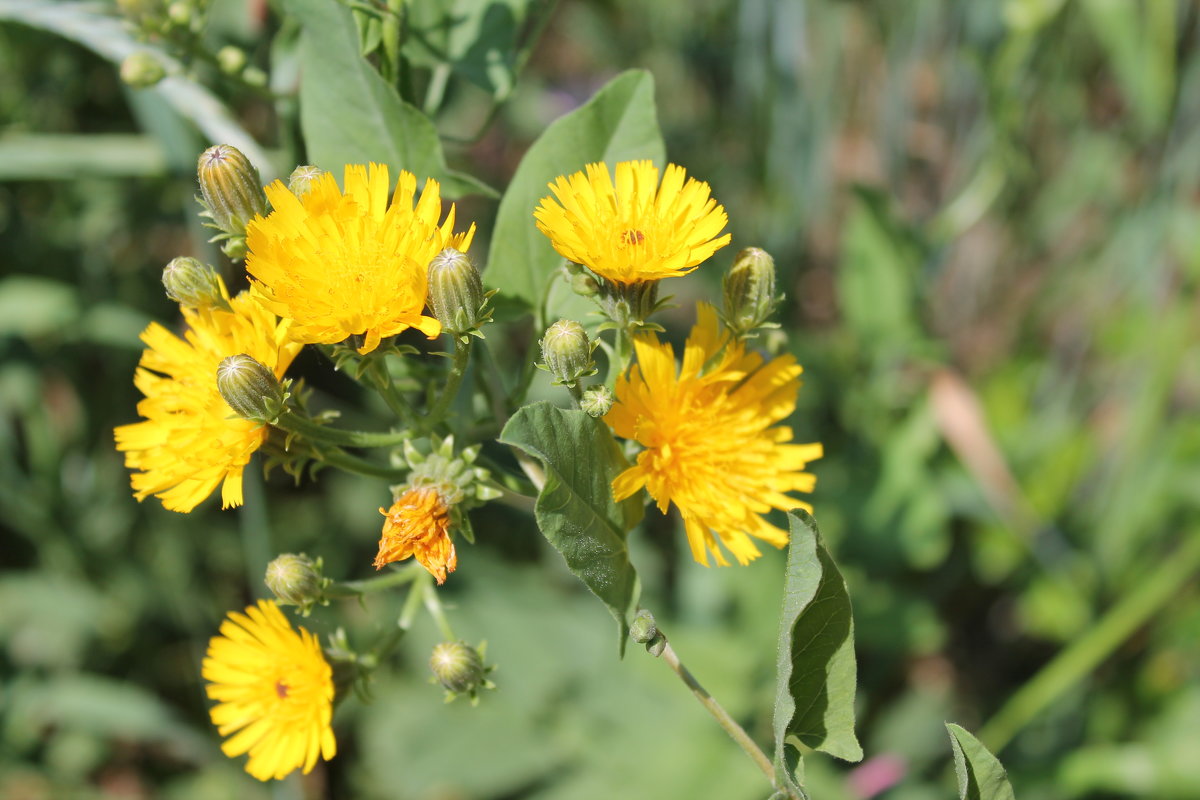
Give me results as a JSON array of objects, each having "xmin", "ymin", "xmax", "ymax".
[{"xmin": 3, "ymin": 0, "xmax": 1200, "ymax": 798}]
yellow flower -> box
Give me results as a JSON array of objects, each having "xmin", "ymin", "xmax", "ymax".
[
  {"xmin": 375, "ymin": 487, "xmax": 457, "ymax": 584},
  {"xmin": 605, "ymin": 304, "xmax": 822, "ymax": 566},
  {"xmin": 114, "ymin": 284, "xmax": 301, "ymax": 513},
  {"xmin": 534, "ymin": 160, "xmax": 731, "ymax": 285},
  {"xmin": 202, "ymin": 600, "xmax": 336, "ymax": 781},
  {"xmin": 245, "ymin": 163, "xmax": 475, "ymax": 355}
]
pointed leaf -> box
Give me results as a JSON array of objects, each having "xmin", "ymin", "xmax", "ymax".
[
  {"xmin": 946, "ymin": 723, "xmax": 1017, "ymax": 800},
  {"xmin": 284, "ymin": 0, "xmax": 495, "ymax": 199},
  {"xmin": 485, "ymin": 70, "xmax": 665, "ymax": 312},
  {"xmin": 773, "ymin": 510, "xmax": 862, "ymax": 795},
  {"xmin": 499, "ymin": 402, "xmax": 641, "ymax": 651}
]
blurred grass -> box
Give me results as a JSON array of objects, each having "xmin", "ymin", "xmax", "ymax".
[{"xmin": 3, "ymin": 1, "xmax": 1200, "ymax": 798}]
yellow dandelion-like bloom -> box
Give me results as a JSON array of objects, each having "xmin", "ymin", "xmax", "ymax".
[
  {"xmin": 605, "ymin": 304, "xmax": 823, "ymax": 566},
  {"xmin": 114, "ymin": 284, "xmax": 301, "ymax": 513},
  {"xmin": 375, "ymin": 487, "xmax": 457, "ymax": 584},
  {"xmin": 202, "ymin": 600, "xmax": 336, "ymax": 781},
  {"xmin": 533, "ymin": 160, "xmax": 731, "ymax": 285},
  {"xmin": 245, "ymin": 163, "xmax": 475, "ymax": 355}
]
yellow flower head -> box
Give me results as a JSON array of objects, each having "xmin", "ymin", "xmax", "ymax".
[
  {"xmin": 114, "ymin": 284, "xmax": 301, "ymax": 513},
  {"xmin": 375, "ymin": 487, "xmax": 457, "ymax": 584},
  {"xmin": 202, "ymin": 600, "xmax": 336, "ymax": 781},
  {"xmin": 605, "ymin": 304, "xmax": 822, "ymax": 566},
  {"xmin": 534, "ymin": 160, "xmax": 731, "ymax": 285},
  {"xmin": 245, "ymin": 163, "xmax": 476, "ymax": 354}
]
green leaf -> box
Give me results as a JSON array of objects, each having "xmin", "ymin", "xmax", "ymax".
[
  {"xmin": 283, "ymin": 0, "xmax": 495, "ymax": 199},
  {"xmin": 946, "ymin": 723, "xmax": 1017, "ymax": 800},
  {"xmin": 485, "ymin": 70, "xmax": 665, "ymax": 313},
  {"xmin": 404, "ymin": 0, "xmax": 535, "ymax": 97},
  {"xmin": 773, "ymin": 510, "xmax": 862, "ymax": 796},
  {"xmin": 499, "ymin": 402, "xmax": 642, "ymax": 651}
]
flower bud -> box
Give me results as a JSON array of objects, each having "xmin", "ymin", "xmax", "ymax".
[
  {"xmin": 161, "ymin": 256, "xmax": 230, "ymax": 311},
  {"xmin": 197, "ymin": 144, "xmax": 267, "ymax": 243},
  {"xmin": 580, "ymin": 385, "xmax": 614, "ymax": 418},
  {"xmin": 119, "ymin": 52, "xmax": 166, "ymax": 88},
  {"xmin": 216, "ymin": 45, "xmax": 247, "ymax": 76},
  {"xmin": 722, "ymin": 247, "xmax": 778, "ymax": 336},
  {"xmin": 540, "ymin": 319, "xmax": 595, "ymax": 387},
  {"xmin": 216, "ymin": 354, "xmax": 284, "ymax": 423},
  {"xmin": 427, "ymin": 248, "xmax": 487, "ymax": 335},
  {"xmin": 570, "ymin": 271, "xmax": 600, "ymax": 297},
  {"xmin": 429, "ymin": 641, "xmax": 488, "ymax": 697},
  {"xmin": 287, "ymin": 165, "xmax": 325, "ymax": 198},
  {"xmin": 646, "ymin": 632, "xmax": 666, "ymax": 657},
  {"xmin": 264, "ymin": 553, "xmax": 327, "ymax": 613},
  {"xmin": 166, "ymin": 0, "xmax": 191, "ymax": 26},
  {"xmin": 629, "ymin": 609, "xmax": 657, "ymax": 643}
]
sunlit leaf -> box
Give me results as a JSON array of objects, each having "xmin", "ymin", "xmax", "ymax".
[{"xmin": 946, "ymin": 723, "xmax": 1017, "ymax": 800}]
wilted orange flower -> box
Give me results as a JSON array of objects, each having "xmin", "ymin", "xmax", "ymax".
[{"xmin": 375, "ymin": 487, "xmax": 457, "ymax": 583}]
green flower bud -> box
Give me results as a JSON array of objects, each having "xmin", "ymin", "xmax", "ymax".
[
  {"xmin": 264, "ymin": 553, "xmax": 328, "ymax": 613},
  {"xmin": 119, "ymin": 52, "xmax": 166, "ymax": 88},
  {"xmin": 629, "ymin": 609, "xmax": 657, "ymax": 643},
  {"xmin": 427, "ymin": 248, "xmax": 488, "ymax": 335},
  {"xmin": 287, "ymin": 165, "xmax": 325, "ymax": 198},
  {"xmin": 161, "ymin": 256, "xmax": 230, "ymax": 311},
  {"xmin": 197, "ymin": 144, "xmax": 267, "ymax": 242},
  {"xmin": 430, "ymin": 641, "xmax": 493, "ymax": 702},
  {"xmin": 722, "ymin": 247, "xmax": 779, "ymax": 336},
  {"xmin": 570, "ymin": 271, "xmax": 600, "ymax": 298},
  {"xmin": 216, "ymin": 45, "xmax": 247, "ymax": 76},
  {"xmin": 216, "ymin": 353, "xmax": 284, "ymax": 423},
  {"xmin": 580, "ymin": 385, "xmax": 614, "ymax": 418},
  {"xmin": 540, "ymin": 319, "xmax": 595, "ymax": 387},
  {"xmin": 166, "ymin": 0, "xmax": 191, "ymax": 27},
  {"xmin": 241, "ymin": 66, "xmax": 268, "ymax": 88}
]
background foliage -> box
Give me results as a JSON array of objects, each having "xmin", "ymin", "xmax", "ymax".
[{"xmin": 2, "ymin": 0, "xmax": 1200, "ymax": 798}]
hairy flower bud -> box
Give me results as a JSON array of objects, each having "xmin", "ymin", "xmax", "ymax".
[
  {"xmin": 427, "ymin": 248, "xmax": 487, "ymax": 335},
  {"xmin": 540, "ymin": 319, "xmax": 595, "ymax": 387},
  {"xmin": 722, "ymin": 247, "xmax": 779, "ymax": 336},
  {"xmin": 264, "ymin": 553, "xmax": 328, "ymax": 613},
  {"xmin": 197, "ymin": 144, "xmax": 267, "ymax": 245},
  {"xmin": 161, "ymin": 256, "xmax": 230, "ymax": 311},
  {"xmin": 120, "ymin": 52, "xmax": 166, "ymax": 88},
  {"xmin": 580, "ymin": 385, "xmax": 614, "ymax": 418},
  {"xmin": 216, "ymin": 45, "xmax": 247, "ymax": 76},
  {"xmin": 629, "ymin": 609, "xmax": 657, "ymax": 643},
  {"xmin": 287, "ymin": 165, "xmax": 325, "ymax": 198},
  {"xmin": 216, "ymin": 354, "xmax": 284, "ymax": 423},
  {"xmin": 429, "ymin": 641, "xmax": 493, "ymax": 702}
]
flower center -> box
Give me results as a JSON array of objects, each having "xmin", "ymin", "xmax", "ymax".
[
  {"xmin": 620, "ymin": 229, "xmax": 646, "ymax": 247},
  {"xmin": 275, "ymin": 680, "xmax": 289, "ymax": 699}
]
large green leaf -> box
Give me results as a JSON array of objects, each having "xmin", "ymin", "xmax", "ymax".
[
  {"xmin": 284, "ymin": 0, "xmax": 494, "ymax": 199},
  {"xmin": 403, "ymin": 0, "xmax": 535, "ymax": 97},
  {"xmin": 773, "ymin": 511, "xmax": 862, "ymax": 796},
  {"xmin": 485, "ymin": 70, "xmax": 665, "ymax": 312},
  {"xmin": 946, "ymin": 723, "xmax": 1017, "ymax": 800},
  {"xmin": 499, "ymin": 402, "xmax": 642, "ymax": 650}
]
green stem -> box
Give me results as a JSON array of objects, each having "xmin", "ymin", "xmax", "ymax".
[
  {"xmin": 606, "ymin": 325, "xmax": 633, "ymax": 388},
  {"xmin": 331, "ymin": 562, "xmax": 423, "ymax": 596},
  {"xmin": 380, "ymin": 0, "xmax": 404, "ymax": 87},
  {"xmin": 423, "ymin": 579, "xmax": 456, "ymax": 641},
  {"xmin": 979, "ymin": 532, "xmax": 1200, "ymax": 752},
  {"xmin": 367, "ymin": 357, "xmax": 418, "ymax": 428},
  {"xmin": 658, "ymin": 639, "xmax": 784, "ymax": 794},
  {"xmin": 566, "ymin": 382, "xmax": 583, "ymax": 408},
  {"xmin": 422, "ymin": 338, "xmax": 471, "ymax": 432},
  {"xmin": 478, "ymin": 339, "xmax": 512, "ymax": 423},
  {"xmin": 319, "ymin": 447, "xmax": 405, "ymax": 480},
  {"xmin": 276, "ymin": 412, "xmax": 410, "ymax": 449},
  {"xmin": 365, "ymin": 572, "xmax": 427, "ymax": 667},
  {"xmin": 423, "ymin": 63, "xmax": 452, "ymax": 115}
]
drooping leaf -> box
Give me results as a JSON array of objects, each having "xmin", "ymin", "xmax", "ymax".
[
  {"xmin": 485, "ymin": 70, "xmax": 665, "ymax": 313},
  {"xmin": 499, "ymin": 402, "xmax": 642, "ymax": 651},
  {"xmin": 283, "ymin": 0, "xmax": 494, "ymax": 199},
  {"xmin": 946, "ymin": 723, "xmax": 1017, "ymax": 800},
  {"xmin": 773, "ymin": 511, "xmax": 862, "ymax": 797}
]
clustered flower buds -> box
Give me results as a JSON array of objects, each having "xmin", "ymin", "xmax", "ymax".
[{"xmin": 216, "ymin": 354, "xmax": 285, "ymax": 424}]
